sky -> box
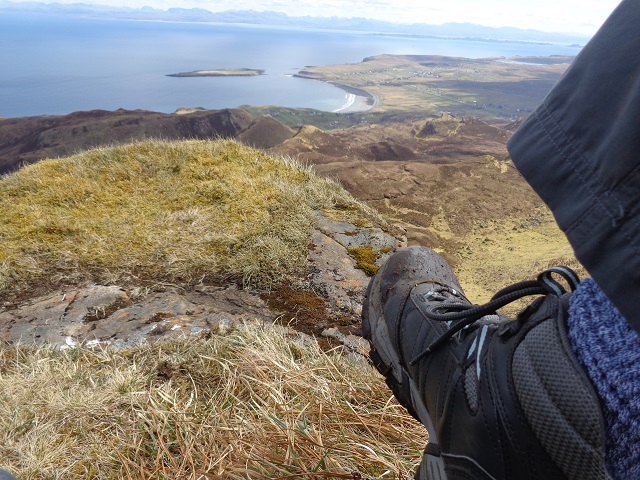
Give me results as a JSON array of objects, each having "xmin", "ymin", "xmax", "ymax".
[{"xmin": 8, "ymin": 0, "xmax": 623, "ymax": 36}]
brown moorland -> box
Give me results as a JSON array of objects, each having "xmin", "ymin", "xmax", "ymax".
[
  {"xmin": 0, "ymin": 108, "xmax": 295, "ymax": 174},
  {"xmin": 269, "ymin": 113, "xmax": 583, "ymax": 306}
]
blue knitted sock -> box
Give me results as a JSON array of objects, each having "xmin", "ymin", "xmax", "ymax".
[{"xmin": 568, "ymin": 278, "xmax": 640, "ymax": 480}]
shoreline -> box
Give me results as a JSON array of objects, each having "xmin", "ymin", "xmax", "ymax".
[
  {"xmin": 332, "ymin": 92, "xmax": 376, "ymax": 113},
  {"xmin": 330, "ymin": 82, "xmax": 378, "ymax": 113},
  {"xmin": 294, "ymin": 74, "xmax": 378, "ymax": 114}
]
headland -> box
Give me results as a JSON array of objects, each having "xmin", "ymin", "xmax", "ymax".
[{"xmin": 295, "ymin": 54, "xmax": 574, "ymax": 119}]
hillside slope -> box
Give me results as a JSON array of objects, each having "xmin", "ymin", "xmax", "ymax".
[
  {"xmin": 0, "ymin": 108, "xmax": 296, "ymax": 174},
  {"xmin": 0, "ymin": 139, "xmax": 399, "ymax": 299},
  {"xmin": 270, "ymin": 114, "xmax": 583, "ymax": 305}
]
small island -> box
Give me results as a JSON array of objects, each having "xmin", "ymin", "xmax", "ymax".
[{"xmin": 167, "ymin": 68, "xmax": 264, "ymax": 77}]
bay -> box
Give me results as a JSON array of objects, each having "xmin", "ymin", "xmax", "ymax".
[{"xmin": 0, "ymin": 13, "xmax": 582, "ymax": 118}]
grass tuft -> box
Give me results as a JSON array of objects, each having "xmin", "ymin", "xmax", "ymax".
[
  {"xmin": 0, "ymin": 327, "xmax": 426, "ymax": 479},
  {"xmin": 0, "ymin": 139, "xmax": 374, "ymax": 297}
]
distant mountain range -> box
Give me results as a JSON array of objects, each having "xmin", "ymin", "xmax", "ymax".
[{"xmin": 0, "ymin": 0, "xmax": 589, "ymax": 45}]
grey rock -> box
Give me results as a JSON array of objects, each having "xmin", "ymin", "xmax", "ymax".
[
  {"xmin": 307, "ymin": 210, "xmax": 405, "ymax": 324},
  {"xmin": 0, "ymin": 210, "xmax": 405, "ymax": 350},
  {"xmin": 321, "ymin": 327, "xmax": 371, "ymax": 356},
  {"xmin": 0, "ymin": 286, "xmax": 129, "ymax": 346},
  {"xmin": 308, "ymin": 229, "xmax": 368, "ymax": 316}
]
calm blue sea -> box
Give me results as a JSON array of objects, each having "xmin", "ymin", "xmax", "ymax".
[{"xmin": 0, "ymin": 13, "xmax": 582, "ymax": 118}]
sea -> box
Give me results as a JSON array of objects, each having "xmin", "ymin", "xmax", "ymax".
[{"xmin": 0, "ymin": 13, "xmax": 583, "ymax": 118}]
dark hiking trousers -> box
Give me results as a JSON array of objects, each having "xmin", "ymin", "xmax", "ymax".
[{"xmin": 507, "ymin": 0, "xmax": 640, "ymax": 334}]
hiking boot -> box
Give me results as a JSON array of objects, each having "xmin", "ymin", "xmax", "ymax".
[{"xmin": 362, "ymin": 246, "xmax": 610, "ymax": 480}]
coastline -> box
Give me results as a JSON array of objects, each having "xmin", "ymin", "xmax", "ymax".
[
  {"xmin": 294, "ymin": 74, "xmax": 378, "ymax": 114},
  {"xmin": 330, "ymin": 83, "xmax": 378, "ymax": 113}
]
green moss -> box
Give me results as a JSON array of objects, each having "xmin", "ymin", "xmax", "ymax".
[
  {"xmin": 352, "ymin": 217, "xmax": 373, "ymax": 228},
  {"xmin": 320, "ymin": 207, "xmax": 374, "ymax": 230},
  {"xmin": 380, "ymin": 246, "xmax": 393, "ymax": 254},
  {"xmin": 347, "ymin": 246, "xmax": 380, "ymax": 276}
]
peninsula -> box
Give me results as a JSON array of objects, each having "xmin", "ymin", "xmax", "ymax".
[
  {"xmin": 167, "ymin": 68, "xmax": 264, "ymax": 77},
  {"xmin": 295, "ymin": 54, "xmax": 573, "ymax": 119}
]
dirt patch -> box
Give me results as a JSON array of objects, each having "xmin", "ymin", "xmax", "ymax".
[{"xmin": 263, "ymin": 286, "xmax": 332, "ymax": 335}]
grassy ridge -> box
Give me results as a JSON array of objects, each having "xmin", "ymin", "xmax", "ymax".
[{"xmin": 0, "ymin": 139, "xmax": 373, "ymax": 298}]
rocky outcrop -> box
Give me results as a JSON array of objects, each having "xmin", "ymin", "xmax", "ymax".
[
  {"xmin": 0, "ymin": 284, "xmax": 274, "ymax": 349},
  {"xmin": 416, "ymin": 121, "xmax": 438, "ymax": 137},
  {"xmin": 0, "ymin": 211, "xmax": 405, "ymax": 350},
  {"xmin": 309, "ymin": 211, "xmax": 403, "ymax": 319}
]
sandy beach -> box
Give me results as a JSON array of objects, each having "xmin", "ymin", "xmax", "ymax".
[
  {"xmin": 332, "ymin": 92, "xmax": 378, "ymax": 113},
  {"xmin": 331, "ymin": 83, "xmax": 378, "ymax": 113},
  {"xmin": 291, "ymin": 74, "xmax": 378, "ymax": 114}
]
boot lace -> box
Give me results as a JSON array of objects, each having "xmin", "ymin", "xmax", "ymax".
[{"xmin": 409, "ymin": 266, "xmax": 580, "ymax": 366}]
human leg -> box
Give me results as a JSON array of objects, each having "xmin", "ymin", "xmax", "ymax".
[
  {"xmin": 507, "ymin": 0, "xmax": 640, "ymax": 335},
  {"xmin": 0, "ymin": 468, "xmax": 16, "ymax": 480},
  {"xmin": 567, "ymin": 278, "xmax": 640, "ymax": 479}
]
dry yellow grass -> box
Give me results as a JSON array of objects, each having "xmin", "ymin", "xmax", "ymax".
[
  {"xmin": 0, "ymin": 139, "xmax": 381, "ymax": 298},
  {"xmin": 453, "ymin": 208, "xmax": 585, "ymax": 316},
  {"xmin": 0, "ymin": 327, "xmax": 426, "ymax": 479}
]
